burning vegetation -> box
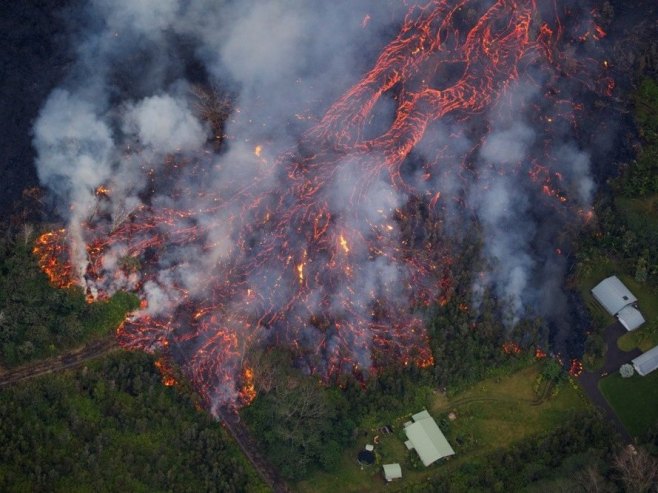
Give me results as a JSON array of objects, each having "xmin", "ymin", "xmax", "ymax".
[{"xmin": 33, "ymin": 0, "xmax": 613, "ymax": 410}]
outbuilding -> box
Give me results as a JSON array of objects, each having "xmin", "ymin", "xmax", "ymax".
[
  {"xmin": 404, "ymin": 410, "xmax": 454, "ymax": 466},
  {"xmin": 631, "ymin": 345, "xmax": 658, "ymax": 376},
  {"xmin": 382, "ymin": 463, "xmax": 402, "ymax": 482},
  {"xmin": 591, "ymin": 276, "xmax": 645, "ymax": 331}
]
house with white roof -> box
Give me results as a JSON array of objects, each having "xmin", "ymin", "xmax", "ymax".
[
  {"xmin": 631, "ymin": 345, "xmax": 658, "ymax": 376},
  {"xmin": 591, "ymin": 276, "xmax": 645, "ymax": 331},
  {"xmin": 404, "ymin": 409, "xmax": 454, "ymax": 466},
  {"xmin": 382, "ymin": 463, "xmax": 402, "ymax": 482}
]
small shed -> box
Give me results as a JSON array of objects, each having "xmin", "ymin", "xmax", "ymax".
[
  {"xmin": 631, "ymin": 345, "xmax": 658, "ymax": 376},
  {"xmin": 383, "ymin": 463, "xmax": 402, "ymax": 482}
]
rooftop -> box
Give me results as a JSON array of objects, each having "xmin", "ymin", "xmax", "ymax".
[
  {"xmin": 405, "ymin": 409, "xmax": 455, "ymax": 466},
  {"xmin": 591, "ymin": 275, "xmax": 638, "ymax": 316},
  {"xmin": 382, "ymin": 463, "xmax": 402, "ymax": 481},
  {"xmin": 617, "ymin": 305, "xmax": 646, "ymax": 331},
  {"xmin": 632, "ymin": 345, "xmax": 658, "ymax": 376}
]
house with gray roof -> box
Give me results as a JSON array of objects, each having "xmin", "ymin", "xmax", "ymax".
[{"xmin": 591, "ymin": 276, "xmax": 645, "ymax": 331}]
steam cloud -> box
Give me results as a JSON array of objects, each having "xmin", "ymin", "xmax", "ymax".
[{"xmin": 33, "ymin": 0, "xmax": 609, "ymax": 407}]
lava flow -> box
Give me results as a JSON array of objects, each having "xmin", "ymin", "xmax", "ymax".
[{"xmin": 35, "ymin": 0, "xmax": 611, "ymax": 411}]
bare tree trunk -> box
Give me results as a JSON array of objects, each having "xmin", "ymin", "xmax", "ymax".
[
  {"xmin": 22, "ymin": 223, "xmax": 34, "ymax": 247},
  {"xmin": 614, "ymin": 445, "xmax": 658, "ymax": 493}
]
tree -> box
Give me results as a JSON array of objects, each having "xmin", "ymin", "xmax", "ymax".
[
  {"xmin": 635, "ymin": 255, "xmax": 648, "ymax": 283},
  {"xmin": 190, "ymin": 84, "xmax": 233, "ymax": 143},
  {"xmin": 541, "ymin": 359, "xmax": 564, "ymax": 382},
  {"xmin": 242, "ymin": 349, "xmax": 350, "ymax": 480},
  {"xmin": 0, "ymin": 352, "xmax": 260, "ymax": 492},
  {"xmin": 584, "ymin": 334, "xmax": 606, "ymax": 369},
  {"xmin": 574, "ymin": 464, "xmax": 614, "ymax": 493},
  {"xmin": 613, "ymin": 445, "xmax": 658, "ymax": 493},
  {"xmin": 620, "ymin": 364, "xmax": 635, "ymax": 378}
]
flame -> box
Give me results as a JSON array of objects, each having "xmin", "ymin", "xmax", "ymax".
[
  {"xmin": 239, "ymin": 366, "xmax": 257, "ymax": 405},
  {"xmin": 568, "ymin": 359, "xmax": 583, "ymax": 377},
  {"xmin": 95, "ymin": 185, "xmax": 110, "ymax": 197},
  {"xmin": 33, "ymin": 230, "xmax": 75, "ymax": 289},
  {"xmin": 502, "ymin": 342, "xmax": 522, "ymax": 355},
  {"xmin": 154, "ymin": 358, "xmax": 177, "ymax": 387},
  {"xmin": 339, "ymin": 235, "xmax": 350, "ymax": 254}
]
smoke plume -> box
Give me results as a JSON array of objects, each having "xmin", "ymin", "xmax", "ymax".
[{"xmin": 33, "ymin": 0, "xmax": 612, "ymax": 408}]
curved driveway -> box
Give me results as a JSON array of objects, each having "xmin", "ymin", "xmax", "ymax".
[{"xmin": 577, "ymin": 321, "xmax": 642, "ymax": 443}]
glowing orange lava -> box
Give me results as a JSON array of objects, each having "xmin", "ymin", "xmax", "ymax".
[
  {"xmin": 239, "ymin": 366, "xmax": 257, "ymax": 405},
  {"xmin": 34, "ymin": 0, "xmax": 610, "ymax": 409},
  {"xmin": 34, "ymin": 229, "xmax": 75, "ymax": 289}
]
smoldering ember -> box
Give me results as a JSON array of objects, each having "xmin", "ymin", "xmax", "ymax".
[{"xmin": 31, "ymin": 0, "xmax": 617, "ymax": 411}]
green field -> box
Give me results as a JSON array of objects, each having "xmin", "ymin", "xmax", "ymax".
[
  {"xmin": 295, "ymin": 364, "xmax": 589, "ymax": 493},
  {"xmin": 599, "ymin": 371, "xmax": 658, "ymax": 436}
]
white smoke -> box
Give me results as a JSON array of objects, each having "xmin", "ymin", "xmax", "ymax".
[
  {"xmin": 31, "ymin": 0, "xmax": 604, "ymax": 402},
  {"xmin": 91, "ymin": 0, "xmax": 180, "ymax": 37},
  {"xmin": 123, "ymin": 94, "xmax": 207, "ymax": 154},
  {"xmin": 480, "ymin": 123, "xmax": 536, "ymax": 166},
  {"xmin": 458, "ymin": 73, "xmax": 597, "ymax": 327},
  {"xmin": 33, "ymin": 89, "xmax": 115, "ymax": 211},
  {"xmin": 473, "ymin": 177, "xmax": 536, "ymax": 320},
  {"xmin": 555, "ymin": 143, "xmax": 594, "ymax": 205}
]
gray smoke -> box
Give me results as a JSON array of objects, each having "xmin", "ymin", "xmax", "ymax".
[
  {"xmin": 32, "ymin": 0, "xmax": 605, "ymax": 403},
  {"xmin": 32, "ymin": 0, "xmax": 412, "ymax": 402}
]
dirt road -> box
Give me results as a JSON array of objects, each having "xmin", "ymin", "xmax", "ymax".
[{"xmin": 0, "ymin": 336, "xmax": 120, "ymax": 387}]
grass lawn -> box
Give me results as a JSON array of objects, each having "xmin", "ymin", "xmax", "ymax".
[
  {"xmin": 295, "ymin": 364, "xmax": 588, "ymax": 493},
  {"xmin": 430, "ymin": 365, "xmax": 587, "ymax": 456},
  {"xmin": 599, "ymin": 371, "xmax": 658, "ymax": 436}
]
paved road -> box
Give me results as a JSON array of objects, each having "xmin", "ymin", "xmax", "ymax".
[{"xmin": 577, "ymin": 321, "xmax": 642, "ymax": 443}]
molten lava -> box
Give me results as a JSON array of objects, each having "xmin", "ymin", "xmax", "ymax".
[{"xmin": 35, "ymin": 0, "xmax": 610, "ymax": 410}]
